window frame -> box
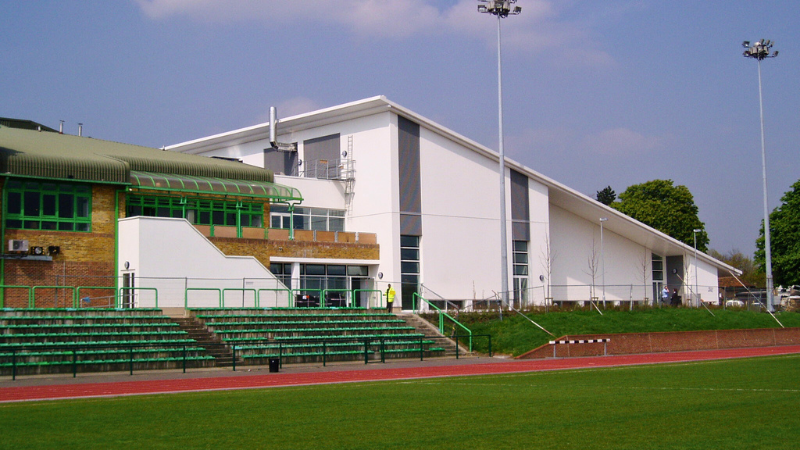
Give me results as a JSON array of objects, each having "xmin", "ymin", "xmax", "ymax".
[{"xmin": 4, "ymin": 179, "xmax": 92, "ymax": 232}]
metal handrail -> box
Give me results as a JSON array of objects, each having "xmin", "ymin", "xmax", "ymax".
[{"xmin": 413, "ymin": 293, "xmax": 472, "ymax": 351}]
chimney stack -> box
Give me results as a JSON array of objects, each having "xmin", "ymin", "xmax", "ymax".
[{"xmin": 78, "ymin": 123, "xmax": 83, "ymax": 137}]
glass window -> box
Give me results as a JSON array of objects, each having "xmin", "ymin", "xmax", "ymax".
[
  {"xmin": 4, "ymin": 181, "xmax": 91, "ymax": 232},
  {"xmin": 327, "ymin": 265, "xmax": 346, "ymax": 276},
  {"xmin": 401, "ymin": 235, "xmax": 419, "ymax": 248}
]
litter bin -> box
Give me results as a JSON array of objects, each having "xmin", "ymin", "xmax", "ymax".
[{"xmin": 269, "ymin": 357, "xmax": 280, "ymax": 373}]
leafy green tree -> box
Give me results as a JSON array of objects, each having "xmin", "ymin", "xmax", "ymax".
[
  {"xmin": 611, "ymin": 179, "xmax": 709, "ymax": 252},
  {"xmin": 755, "ymin": 180, "xmax": 800, "ymax": 286},
  {"xmin": 709, "ymin": 248, "xmax": 764, "ymax": 287},
  {"xmin": 596, "ymin": 186, "xmax": 616, "ymax": 205}
]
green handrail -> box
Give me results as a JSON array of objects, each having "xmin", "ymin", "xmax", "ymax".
[
  {"xmin": 76, "ymin": 286, "xmax": 116, "ymax": 308},
  {"xmin": 256, "ymin": 288, "xmax": 292, "ymax": 308},
  {"xmin": 118, "ymin": 287, "xmax": 159, "ymax": 308},
  {"xmin": 353, "ymin": 289, "xmax": 383, "ymax": 309},
  {"xmin": 184, "ymin": 288, "xmax": 221, "ymax": 308},
  {"xmin": 32, "ymin": 286, "xmax": 76, "ymax": 309},
  {"xmin": 221, "ymin": 288, "xmax": 258, "ymax": 308},
  {"xmin": 413, "ymin": 293, "xmax": 472, "ymax": 351},
  {"xmin": 0, "ymin": 285, "xmax": 32, "ymax": 309}
]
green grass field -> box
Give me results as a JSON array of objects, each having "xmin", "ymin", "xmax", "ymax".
[{"xmin": 1, "ymin": 354, "xmax": 798, "ymax": 449}]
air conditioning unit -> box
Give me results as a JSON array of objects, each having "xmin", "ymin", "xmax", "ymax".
[{"xmin": 8, "ymin": 239, "xmax": 29, "ymax": 252}]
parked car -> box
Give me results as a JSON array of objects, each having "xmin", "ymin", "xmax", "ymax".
[{"xmin": 725, "ymin": 299, "xmax": 745, "ymax": 308}]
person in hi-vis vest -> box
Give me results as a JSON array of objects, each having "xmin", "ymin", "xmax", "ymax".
[{"xmin": 386, "ymin": 284, "xmax": 396, "ymax": 312}]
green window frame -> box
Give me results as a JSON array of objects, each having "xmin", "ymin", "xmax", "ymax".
[
  {"xmin": 4, "ymin": 179, "xmax": 92, "ymax": 232},
  {"xmin": 126, "ymin": 194, "xmax": 264, "ymax": 229}
]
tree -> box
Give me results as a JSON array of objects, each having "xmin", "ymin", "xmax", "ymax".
[
  {"xmin": 611, "ymin": 179, "xmax": 709, "ymax": 252},
  {"xmin": 596, "ymin": 186, "xmax": 616, "ymax": 205},
  {"xmin": 709, "ymin": 248, "xmax": 764, "ymax": 287},
  {"xmin": 755, "ymin": 180, "xmax": 800, "ymax": 286}
]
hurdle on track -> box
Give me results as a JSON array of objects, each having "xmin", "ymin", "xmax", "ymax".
[{"xmin": 549, "ymin": 338, "xmax": 611, "ymax": 357}]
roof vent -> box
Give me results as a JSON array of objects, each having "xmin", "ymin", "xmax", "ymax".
[{"xmin": 269, "ymin": 106, "xmax": 297, "ymax": 153}]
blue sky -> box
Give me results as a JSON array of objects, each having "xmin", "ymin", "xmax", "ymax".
[{"xmin": 3, "ymin": 1, "xmax": 798, "ymax": 257}]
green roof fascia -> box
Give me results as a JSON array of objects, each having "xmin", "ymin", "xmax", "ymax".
[
  {"xmin": 1, "ymin": 173, "xmax": 131, "ymax": 186},
  {"xmin": 129, "ymin": 171, "xmax": 303, "ymax": 204}
]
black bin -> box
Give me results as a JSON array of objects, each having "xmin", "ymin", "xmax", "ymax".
[{"xmin": 269, "ymin": 357, "xmax": 280, "ymax": 373}]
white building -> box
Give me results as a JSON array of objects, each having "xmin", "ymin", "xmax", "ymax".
[{"xmin": 169, "ymin": 96, "xmax": 738, "ymax": 310}]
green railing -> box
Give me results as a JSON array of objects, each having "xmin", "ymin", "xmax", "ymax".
[
  {"xmin": 413, "ymin": 293, "xmax": 473, "ymax": 351},
  {"xmin": 256, "ymin": 288, "xmax": 292, "ymax": 308},
  {"xmin": 184, "ymin": 288, "xmax": 222, "ymax": 308},
  {"xmin": 77, "ymin": 286, "xmax": 117, "ymax": 308},
  {"xmin": 221, "ymin": 288, "xmax": 258, "ymax": 308},
  {"xmin": 32, "ymin": 286, "xmax": 76, "ymax": 309},
  {"xmin": 353, "ymin": 289, "xmax": 383, "ymax": 309},
  {"xmin": 322, "ymin": 289, "xmax": 351, "ymax": 308},
  {"xmin": 0, "ymin": 285, "xmax": 32, "ymax": 308},
  {"xmin": 292, "ymin": 289, "xmax": 323, "ymax": 307},
  {"xmin": 118, "ymin": 287, "xmax": 159, "ymax": 308}
]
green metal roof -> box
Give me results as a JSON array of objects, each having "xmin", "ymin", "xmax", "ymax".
[
  {"xmin": 130, "ymin": 171, "xmax": 302, "ymax": 202},
  {"xmin": 0, "ymin": 125, "xmax": 274, "ymax": 184}
]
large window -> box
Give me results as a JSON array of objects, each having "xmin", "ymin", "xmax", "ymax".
[
  {"xmin": 400, "ymin": 235, "xmax": 420, "ymax": 310},
  {"xmin": 270, "ymin": 205, "xmax": 344, "ymax": 232},
  {"xmin": 513, "ymin": 240, "xmax": 529, "ymax": 308},
  {"xmin": 127, "ymin": 195, "xmax": 263, "ymax": 228},
  {"xmin": 4, "ymin": 180, "xmax": 91, "ymax": 232}
]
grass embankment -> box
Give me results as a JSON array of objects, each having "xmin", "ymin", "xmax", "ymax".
[{"xmin": 425, "ymin": 307, "xmax": 800, "ymax": 357}]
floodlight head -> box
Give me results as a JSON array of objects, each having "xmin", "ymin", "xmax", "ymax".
[
  {"xmin": 600, "ymin": 218, "xmax": 608, "ymax": 222},
  {"xmin": 742, "ymin": 41, "xmax": 750, "ymax": 48},
  {"xmin": 478, "ymin": 5, "xmax": 487, "ymax": 12},
  {"xmin": 773, "ymin": 50, "xmax": 779, "ymax": 57},
  {"xmin": 693, "ymin": 229, "xmax": 702, "ymax": 233}
]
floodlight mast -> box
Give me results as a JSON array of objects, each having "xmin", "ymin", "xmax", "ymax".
[
  {"xmin": 742, "ymin": 39, "xmax": 778, "ymax": 313},
  {"xmin": 478, "ymin": 0, "xmax": 521, "ymax": 310}
]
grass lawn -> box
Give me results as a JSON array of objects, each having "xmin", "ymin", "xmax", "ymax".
[{"xmin": 1, "ymin": 354, "xmax": 798, "ymax": 449}]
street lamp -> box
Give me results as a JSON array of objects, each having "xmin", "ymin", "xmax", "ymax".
[
  {"xmin": 600, "ymin": 218, "xmax": 608, "ymax": 307},
  {"xmin": 478, "ymin": 0, "xmax": 521, "ymax": 309},
  {"xmin": 742, "ymin": 39, "xmax": 778, "ymax": 312},
  {"xmin": 693, "ymin": 228, "xmax": 701, "ymax": 308}
]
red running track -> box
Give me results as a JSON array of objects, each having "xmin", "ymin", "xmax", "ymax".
[{"xmin": 2, "ymin": 345, "xmax": 799, "ymax": 403}]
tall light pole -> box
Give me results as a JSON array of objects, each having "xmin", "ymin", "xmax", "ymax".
[
  {"xmin": 600, "ymin": 218, "xmax": 608, "ymax": 307},
  {"xmin": 693, "ymin": 228, "xmax": 701, "ymax": 308},
  {"xmin": 743, "ymin": 39, "xmax": 778, "ymax": 312},
  {"xmin": 478, "ymin": 0, "xmax": 521, "ymax": 309}
]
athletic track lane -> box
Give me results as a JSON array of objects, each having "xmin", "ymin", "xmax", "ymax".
[{"xmin": 2, "ymin": 345, "xmax": 799, "ymax": 403}]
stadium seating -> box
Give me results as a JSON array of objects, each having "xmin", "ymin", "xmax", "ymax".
[
  {"xmin": 189, "ymin": 307, "xmax": 446, "ymax": 364},
  {"xmin": 0, "ymin": 308, "xmax": 213, "ymax": 376}
]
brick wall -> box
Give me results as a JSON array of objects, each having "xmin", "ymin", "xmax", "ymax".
[
  {"xmin": 1, "ymin": 184, "xmax": 118, "ymax": 308},
  {"xmin": 210, "ymin": 237, "xmax": 380, "ymax": 268}
]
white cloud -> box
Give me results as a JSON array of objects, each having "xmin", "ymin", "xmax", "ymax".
[{"xmin": 135, "ymin": 0, "xmax": 613, "ymax": 65}]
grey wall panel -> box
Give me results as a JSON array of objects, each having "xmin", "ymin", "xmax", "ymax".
[
  {"xmin": 400, "ymin": 213, "xmax": 422, "ymax": 236},
  {"xmin": 263, "ymin": 147, "xmax": 297, "ymax": 175},
  {"xmin": 510, "ymin": 169, "xmax": 530, "ymax": 241},
  {"xmin": 304, "ymin": 134, "xmax": 340, "ymax": 163},
  {"xmin": 398, "ymin": 116, "xmax": 421, "ymax": 214}
]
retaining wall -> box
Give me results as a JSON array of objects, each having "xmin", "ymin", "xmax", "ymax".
[{"xmin": 517, "ymin": 327, "xmax": 800, "ymax": 359}]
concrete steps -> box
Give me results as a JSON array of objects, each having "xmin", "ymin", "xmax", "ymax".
[{"xmin": 172, "ymin": 317, "xmax": 235, "ymax": 366}]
